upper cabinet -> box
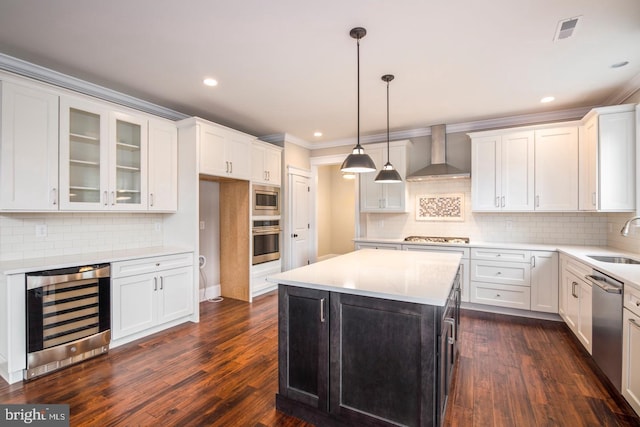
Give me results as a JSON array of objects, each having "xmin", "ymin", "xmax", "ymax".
[
  {"xmin": 59, "ymin": 95, "xmax": 148, "ymax": 211},
  {"xmin": 0, "ymin": 81, "xmax": 59, "ymax": 210},
  {"xmin": 470, "ymin": 123, "xmax": 579, "ymax": 212},
  {"xmin": 199, "ymin": 122, "xmax": 252, "ymax": 181},
  {"xmin": 251, "ymin": 140, "xmax": 282, "ymax": 185},
  {"xmin": 580, "ymin": 104, "xmax": 636, "ymax": 212},
  {"xmin": 471, "ymin": 130, "xmax": 534, "ymax": 211},
  {"xmin": 534, "ymin": 126, "xmax": 578, "ymax": 211},
  {"xmin": 148, "ymin": 118, "xmax": 178, "ymax": 211},
  {"xmin": 0, "ymin": 75, "xmax": 179, "ymax": 213},
  {"xmin": 360, "ymin": 140, "xmax": 410, "ymax": 213}
]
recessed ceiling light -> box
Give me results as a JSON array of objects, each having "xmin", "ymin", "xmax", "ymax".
[
  {"xmin": 540, "ymin": 96, "xmax": 555, "ymax": 103},
  {"xmin": 203, "ymin": 78, "xmax": 218, "ymax": 87},
  {"xmin": 313, "ymin": 131, "xmax": 323, "ymax": 137},
  {"xmin": 611, "ymin": 61, "xmax": 629, "ymax": 69}
]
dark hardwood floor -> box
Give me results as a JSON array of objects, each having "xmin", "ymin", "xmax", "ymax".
[{"xmin": 1, "ymin": 291, "xmax": 638, "ymax": 426}]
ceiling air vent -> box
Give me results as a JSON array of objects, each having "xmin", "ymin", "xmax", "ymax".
[{"xmin": 554, "ymin": 16, "xmax": 581, "ymax": 41}]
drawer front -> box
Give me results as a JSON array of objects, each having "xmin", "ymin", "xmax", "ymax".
[
  {"xmin": 111, "ymin": 252, "xmax": 194, "ymax": 278},
  {"xmin": 471, "ymin": 248, "xmax": 531, "ymax": 262},
  {"xmin": 625, "ymin": 285, "xmax": 640, "ymax": 317},
  {"xmin": 471, "ymin": 281, "xmax": 531, "ymax": 310},
  {"xmin": 356, "ymin": 243, "xmax": 401, "ymax": 250},
  {"xmin": 470, "ymin": 260, "xmax": 531, "ymax": 286},
  {"xmin": 561, "ymin": 255, "xmax": 591, "ymax": 278},
  {"xmin": 402, "ymin": 245, "xmax": 470, "ymax": 259}
]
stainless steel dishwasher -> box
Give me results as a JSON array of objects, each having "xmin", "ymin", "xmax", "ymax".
[{"xmin": 586, "ymin": 270, "xmax": 623, "ymax": 391}]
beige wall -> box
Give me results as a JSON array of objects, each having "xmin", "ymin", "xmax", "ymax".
[
  {"xmin": 317, "ymin": 165, "xmax": 355, "ymax": 257},
  {"xmin": 285, "ymin": 141, "xmax": 311, "ymax": 170}
]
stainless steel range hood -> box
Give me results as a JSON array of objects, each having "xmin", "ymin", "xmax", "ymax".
[{"xmin": 406, "ymin": 124, "xmax": 470, "ymax": 181}]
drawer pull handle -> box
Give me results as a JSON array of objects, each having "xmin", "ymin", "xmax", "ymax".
[
  {"xmin": 320, "ymin": 298, "xmax": 326, "ymax": 323},
  {"xmin": 496, "ymin": 272, "xmax": 502, "ymax": 275},
  {"xmin": 630, "ymin": 319, "xmax": 640, "ymax": 329}
]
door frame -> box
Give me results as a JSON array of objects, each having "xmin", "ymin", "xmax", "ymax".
[
  {"xmin": 286, "ymin": 166, "xmax": 312, "ymax": 271},
  {"xmin": 309, "ymin": 155, "xmax": 361, "ymax": 264}
]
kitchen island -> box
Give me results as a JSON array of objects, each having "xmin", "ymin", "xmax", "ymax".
[{"xmin": 268, "ymin": 249, "xmax": 462, "ymax": 427}]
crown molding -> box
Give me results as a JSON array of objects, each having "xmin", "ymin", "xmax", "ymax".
[
  {"xmin": 445, "ymin": 106, "xmax": 594, "ymax": 134},
  {"xmin": 260, "ymin": 133, "xmax": 314, "ymax": 149},
  {"xmin": 604, "ymin": 71, "xmax": 640, "ymax": 105},
  {"xmin": 0, "ymin": 52, "xmax": 189, "ymax": 121}
]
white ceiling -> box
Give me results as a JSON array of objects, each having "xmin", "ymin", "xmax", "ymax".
[{"xmin": 0, "ymin": 0, "xmax": 639, "ymax": 145}]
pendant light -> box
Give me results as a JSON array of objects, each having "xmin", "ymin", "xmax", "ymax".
[
  {"xmin": 374, "ymin": 74, "xmax": 403, "ymax": 183},
  {"xmin": 341, "ymin": 27, "xmax": 376, "ymax": 174}
]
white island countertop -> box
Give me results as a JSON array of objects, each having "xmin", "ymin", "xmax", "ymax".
[{"xmin": 267, "ymin": 249, "xmax": 461, "ymax": 306}]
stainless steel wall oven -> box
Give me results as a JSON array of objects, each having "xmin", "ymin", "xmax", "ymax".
[
  {"xmin": 253, "ymin": 220, "xmax": 281, "ymax": 265},
  {"xmin": 25, "ymin": 264, "xmax": 111, "ymax": 380}
]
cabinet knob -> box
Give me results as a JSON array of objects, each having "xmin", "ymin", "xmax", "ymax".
[{"xmin": 496, "ymin": 293, "xmax": 501, "ymax": 298}]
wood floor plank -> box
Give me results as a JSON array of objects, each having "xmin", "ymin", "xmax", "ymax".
[{"xmin": 1, "ymin": 292, "xmax": 639, "ymax": 426}]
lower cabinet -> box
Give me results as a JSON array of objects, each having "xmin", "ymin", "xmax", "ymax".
[
  {"xmin": 355, "ymin": 242, "xmax": 401, "ymax": 250},
  {"xmin": 277, "ymin": 277, "xmax": 460, "ymax": 427},
  {"xmin": 623, "ymin": 307, "xmax": 640, "ymax": 415},
  {"xmin": 559, "ymin": 254, "xmax": 592, "ymax": 353},
  {"xmin": 111, "ymin": 253, "xmax": 194, "ymax": 341}
]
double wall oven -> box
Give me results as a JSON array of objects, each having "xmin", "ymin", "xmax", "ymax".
[{"xmin": 252, "ymin": 185, "xmax": 281, "ymax": 265}]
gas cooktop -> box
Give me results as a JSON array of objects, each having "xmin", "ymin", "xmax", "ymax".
[{"xmin": 403, "ymin": 236, "xmax": 470, "ymax": 244}]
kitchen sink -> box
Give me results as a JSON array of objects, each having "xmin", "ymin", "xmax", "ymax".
[{"xmin": 587, "ymin": 255, "xmax": 640, "ymax": 265}]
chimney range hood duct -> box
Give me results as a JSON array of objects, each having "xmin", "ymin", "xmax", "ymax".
[{"xmin": 406, "ymin": 124, "xmax": 470, "ymax": 181}]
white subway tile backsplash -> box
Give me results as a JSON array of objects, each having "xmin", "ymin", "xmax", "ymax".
[
  {"xmin": 364, "ymin": 180, "xmax": 625, "ymax": 249},
  {"xmin": 0, "ymin": 212, "xmax": 165, "ymax": 261}
]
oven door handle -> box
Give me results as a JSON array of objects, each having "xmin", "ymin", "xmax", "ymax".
[{"xmin": 252, "ymin": 227, "xmax": 281, "ymax": 235}]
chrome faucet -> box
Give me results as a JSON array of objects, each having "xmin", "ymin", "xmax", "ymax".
[{"xmin": 621, "ymin": 217, "xmax": 640, "ymax": 236}]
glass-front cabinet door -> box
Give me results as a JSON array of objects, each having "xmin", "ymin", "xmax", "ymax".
[
  {"xmin": 59, "ymin": 96, "xmax": 148, "ymax": 210},
  {"xmin": 59, "ymin": 97, "xmax": 109, "ymax": 210},
  {"xmin": 109, "ymin": 112, "xmax": 147, "ymax": 210}
]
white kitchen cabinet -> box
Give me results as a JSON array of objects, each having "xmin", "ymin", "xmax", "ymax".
[
  {"xmin": 470, "ymin": 131, "xmax": 534, "ymax": 211},
  {"xmin": 470, "ymin": 123, "xmax": 580, "ymax": 212},
  {"xmin": 559, "ymin": 255, "xmax": 592, "ymax": 353},
  {"xmin": 360, "ymin": 140, "xmax": 410, "ymax": 213},
  {"xmin": 534, "ymin": 127, "xmax": 578, "ymax": 211},
  {"xmin": 580, "ymin": 104, "xmax": 636, "ymax": 212},
  {"xmin": 402, "ymin": 244, "xmax": 470, "ymax": 303},
  {"xmin": 199, "ymin": 121, "xmax": 252, "ymax": 181},
  {"xmin": 623, "ymin": 284, "xmax": 640, "ymax": 415},
  {"xmin": 0, "ymin": 80, "xmax": 59, "ymax": 210},
  {"xmin": 470, "ymin": 248, "xmax": 532, "ymax": 310},
  {"xmin": 355, "ymin": 242, "xmax": 402, "ymax": 250},
  {"xmin": 111, "ymin": 253, "xmax": 194, "ymax": 342},
  {"xmin": 59, "ymin": 95, "xmax": 148, "ymax": 211},
  {"xmin": 148, "ymin": 118, "xmax": 178, "ymax": 211},
  {"xmin": 251, "ymin": 140, "xmax": 282, "ymax": 185},
  {"xmin": 530, "ymin": 251, "xmax": 558, "ymax": 313}
]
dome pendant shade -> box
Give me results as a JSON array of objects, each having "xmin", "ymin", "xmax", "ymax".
[
  {"xmin": 375, "ymin": 73, "xmax": 402, "ymax": 183},
  {"xmin": 374, "ymin": 162, "xmax": 402, "ymax": 183},
  {"xmin": 341, "ymin": 144, "xmax": 377, "ymax": 173},
  {"xmin": 341, "ymin": 27, "xmax": 376, "ymax": 174}
]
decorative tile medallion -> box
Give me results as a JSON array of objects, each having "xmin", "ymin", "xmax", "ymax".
[{"xmin": 416, "ymin": 193, "xmax": 464, "ymax": 221}]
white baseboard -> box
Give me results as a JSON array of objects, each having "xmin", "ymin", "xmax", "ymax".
[
  {"xmin": 317, "ymin": 254, "xmax": 340, "ymax": 262},
  {"xmin": 200, "ymin": 284, "xmax": 221, "ymax": 302}
]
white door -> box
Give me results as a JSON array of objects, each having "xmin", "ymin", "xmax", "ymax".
[{"xmin": 290, "ymin": 174, "xmax": 310, "ymax": 269}]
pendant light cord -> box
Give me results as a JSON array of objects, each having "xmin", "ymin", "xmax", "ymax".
[
  {"xmin": 386, "ymin": 78, "xmax": 390, "ymax": 162},
  {"xmin": 356, "ymin": 36, "xmax": 361, "ymax": 149}
]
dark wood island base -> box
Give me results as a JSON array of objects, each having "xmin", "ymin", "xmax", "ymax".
[{"xmin": 276, "ymin": 267, "xmax": 461, "ymax": 427}]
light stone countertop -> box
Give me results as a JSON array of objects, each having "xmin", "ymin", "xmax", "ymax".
[
  {"xmin": 354, "ymin": 237, "xmax": 640, "ymax": 290},
  {"xmin": 0, "ymin": 246, "xmax": 194, "ymax": 276},
  {"xmin": 267, "ymin": 249, "xmax": 462, "ymax": 306}
]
